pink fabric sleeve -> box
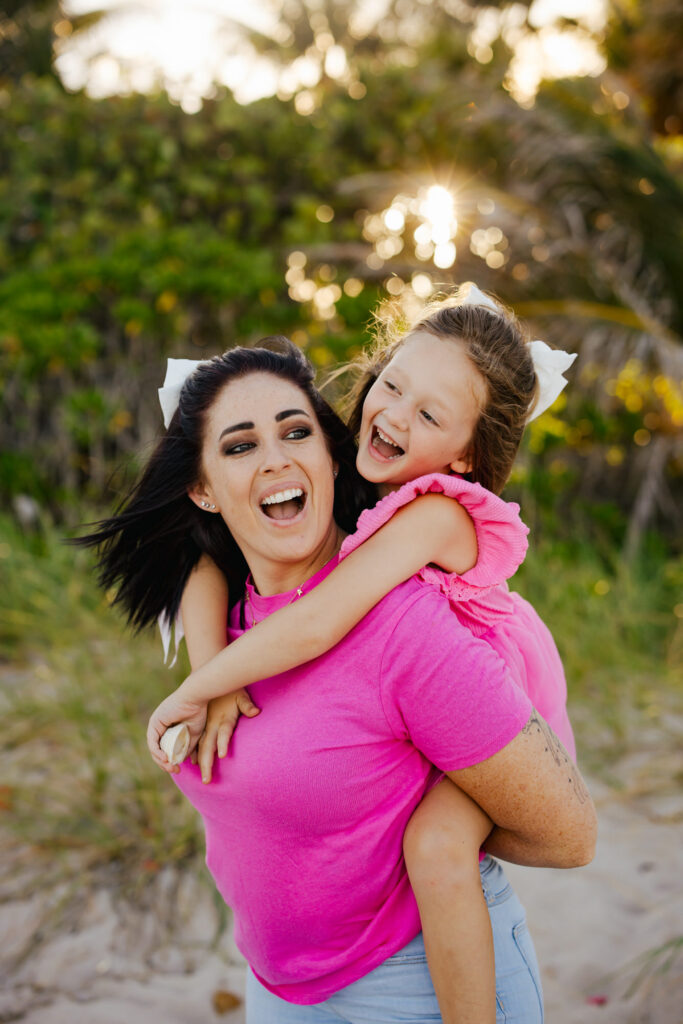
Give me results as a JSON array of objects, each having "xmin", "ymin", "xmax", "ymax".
[
  {"xmin": 379, "ymin": 589, "xmax": 533, "ymax": 771},
  {"xmin": 340, "ymin": 474, "xmax": 529, "ymax": 637}
]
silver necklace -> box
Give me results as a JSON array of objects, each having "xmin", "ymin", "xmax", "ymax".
[{"xmin": 245, "ymin": 553, "xmax": 337, "ymax": 629}]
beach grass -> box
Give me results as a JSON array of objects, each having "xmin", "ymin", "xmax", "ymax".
[
  {"xmin": 0, "ymin": 515, "xmax": 201, "ymax": 895},
  {"xmin": 513, "ymin": 534, "xmax": 682, "ymax": 775},
  {"xmin": 1, "ymin": 513, "xmax": 681, "ymax": 893}
]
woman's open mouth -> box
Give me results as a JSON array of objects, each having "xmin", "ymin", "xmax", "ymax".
[
  {"xmin": 260, "ymin": 487, "xmax": 307, "ymax": 521},
  {"xmin": 371, "ymin": 426, "xmax": 404, "ymax": 460}
]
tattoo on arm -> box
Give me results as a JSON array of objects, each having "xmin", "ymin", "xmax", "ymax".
[{"xmin": 522, "ymin": 710, "xmax": 589, "ymax": 805}]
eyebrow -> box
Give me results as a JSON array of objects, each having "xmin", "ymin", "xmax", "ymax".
[
  {"xmin": 219, "ymin": 421, "xmax": 253, "ymax": 439},
  {"xmin": 275, "ymin": 408, "xmax": 310, "ymax": 422},
  {"xmin": 218, "ymin": 409, "xmax": 311, "ymax": 440}
]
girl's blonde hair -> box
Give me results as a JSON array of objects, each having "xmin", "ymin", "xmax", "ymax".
[{"xmin": 345, "ymin": 288, "xmax": 538, "ymax": 494}]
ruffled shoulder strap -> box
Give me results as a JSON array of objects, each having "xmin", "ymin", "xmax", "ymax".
[
  {"xmin": 340, "ymin": 474, "xmax": 529, "ymax": 637},
  {"xmin": 340, "ymin": 473, "xmax": 528, "ymax": 588}
]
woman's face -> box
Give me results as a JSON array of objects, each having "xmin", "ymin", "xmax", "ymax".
[{"xmin": 190, "ymin": 372, "xmax": 340, "ymax": 593}]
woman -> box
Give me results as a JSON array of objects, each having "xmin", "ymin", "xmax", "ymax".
[{"xmin": 82, "ymin": 339, "xmax": 596, "ymax": 1022}]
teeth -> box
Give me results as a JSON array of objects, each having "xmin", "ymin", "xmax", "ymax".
[
  {"xmin": 376, "ymin": 428, "xmax": 401, "ymax": 450},
  {"xmin": 261, "ymin": 487, "xmax": 304, "ymax": 506}
]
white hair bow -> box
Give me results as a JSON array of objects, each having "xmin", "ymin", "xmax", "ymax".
[
  {"xmin": 459, "ymin": 282, "xmax": 501, "ymax": 315},
  {"xmin": 157, "ymin": 358, "xmax": 209, "ymax": 428},
  {"xmin": 158, "ymin": 608, "xmax": 184, "ymax": 667},
  {"xmin": 458, "ymin": 282, "xmax": 577, "ymax": 421},
  {"xmin": 525, "ymin": 341, "xmax": 577, "ymax": 421}
]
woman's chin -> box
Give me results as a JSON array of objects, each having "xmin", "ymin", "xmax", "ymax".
[{"xmin": 252, "ymin": 502, "xmax": 337, "ymax": 568}]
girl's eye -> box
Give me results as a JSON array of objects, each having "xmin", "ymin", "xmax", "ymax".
[
  {"xmin": 285, "ymin": 426, "xmax": 312, "ymax": 440},
  {"xmin": 384, "ymin": 379, "xmax": 399, "ymax": 393},
  {"xmin": 420, "ymin": 409, "xmax": 437, "ymax": 424}
]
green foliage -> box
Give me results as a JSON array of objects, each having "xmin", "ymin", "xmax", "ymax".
[
  {"xmin": 605, "ymin": 0, "xmax": 683, "ymax": 136},
  {"xmin": 0, "ymin": 1, "xmax": 61, "ymax": 83},
  {"xmin": 0, "ymin": 7, "xmax": 681, "ymax": 549}
]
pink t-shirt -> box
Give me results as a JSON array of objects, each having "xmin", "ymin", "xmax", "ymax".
[
  {"xmin": 174, "ymin": 563, "xmax": 532, "ymax": 1004},
  {"xmin": 340, "ymin": 473, "xmax": 575, "ymax": 759}
]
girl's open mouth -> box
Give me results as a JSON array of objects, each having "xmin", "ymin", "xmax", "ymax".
[
  {"xmin": 371, "ymin": 426, "xmax": 404, "ymax": 460},
  {"xmin": 260, "ymin": 487, "xmax": 307, "ymax": 521}
]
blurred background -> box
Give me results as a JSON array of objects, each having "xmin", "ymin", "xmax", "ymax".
[
  {"xmin": 2, "ymin": 0, "xmax": 682, "ymax": 545},
  {"xmin": 0, "ymin": 2, "xmax": 681, "ymax": 1021}
]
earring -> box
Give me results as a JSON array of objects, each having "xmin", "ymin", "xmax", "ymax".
[
  {"xmin": 333, "ymin": 469, "xmax": 338, "ymax": 479},
  {"xmin": 200, "ymin": 500, "xmax": 216, "ymax": 510}
]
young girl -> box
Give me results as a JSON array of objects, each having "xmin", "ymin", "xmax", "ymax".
[{"xmin": 149, "ymin": 282, "xmax": 578, "ymax": 1024}]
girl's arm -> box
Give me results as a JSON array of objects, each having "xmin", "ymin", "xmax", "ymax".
[
  {"xmin": 179, "ymin": 492, "xmax": 476, "ymax": 706},
  {"xmin": 148, "ymin": 555, "xmax": 259, "ymax": 774},
  {"xmin": 181, "ymin": 553, "xmax": 231, "ymax": 668}
]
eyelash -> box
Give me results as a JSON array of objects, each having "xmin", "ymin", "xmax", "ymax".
[
  {"xmin": 222, "ymin": 442, "xmax": 252, "ymax": 455},
  {"xmin": 222, "ymin": 425, "xmax": 312, "ymax": 456},
  {"xmin": 285, "ymin": 426, "xmax": 312, "ymax": 441}
]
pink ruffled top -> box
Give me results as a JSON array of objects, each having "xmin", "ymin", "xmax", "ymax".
[
  {"xmin": 340, "ymin": 473, "xmax": 529, "ymax": 637},
  {"xmin": 339, "ymin": 472, "xmax": 575, "ymax": 759}
]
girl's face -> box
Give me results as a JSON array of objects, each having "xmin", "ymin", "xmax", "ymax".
[
  {"xmin": 356, "ymin": 331, "xmax": 486, "ymax": 491},
  {"xmin": 189, "ymin": 372, "xmax": 341, "ymax": 594}
]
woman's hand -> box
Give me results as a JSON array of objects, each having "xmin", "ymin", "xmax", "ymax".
[
  {"xmin": 147, "ymin": 688, "xmax": 209, "ymax": 774},
  {"xmin": 194, "ymin": 689, "xmax": 260, "ymax": 784}
]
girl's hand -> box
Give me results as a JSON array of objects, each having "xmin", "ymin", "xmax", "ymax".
[
  {"xmin": 194, "ymin": 689, "xmax": 260, "ymax": 784},
  {"xmin": 147, "ymin": 688, "xmax": 208, "ymax": 775}
]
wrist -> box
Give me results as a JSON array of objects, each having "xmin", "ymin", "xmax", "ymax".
[{"xmin": 178, "ymin": 672, "xmax": 204, "ymax": 703}]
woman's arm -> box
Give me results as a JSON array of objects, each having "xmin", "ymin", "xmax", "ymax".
[
  {"xmin": 179, "ymin": 493, "xmax": 477, "ymax": 705},
  {"xmin": 447, "ymin": 710, "xmax": 597, "ymax": 868}
]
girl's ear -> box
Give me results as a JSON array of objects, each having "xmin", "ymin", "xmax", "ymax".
[
  {"xmin": 187, "ymin": 482, "xmax": 220, "ymax": 513},
  {"xmin": 449, "ymin": 452, "xmax": 472, "ymax": 475}
]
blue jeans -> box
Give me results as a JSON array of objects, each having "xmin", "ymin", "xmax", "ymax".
[{"xmin": 246, "ymin": 857, "xmax": 543, "ymax": 1023}]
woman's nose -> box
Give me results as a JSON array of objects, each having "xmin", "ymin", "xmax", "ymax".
[{"xmin": 260, "ymin": 438, "xmax": 292, "ymax": 474}]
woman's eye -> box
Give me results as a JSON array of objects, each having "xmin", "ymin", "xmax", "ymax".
[
  {"xmin": 222, "ymin": 441, "xmax": 255, "ymax": 456},
  {"xmin": 285, "ymin": 426, "xmax": 312, "ymax": 440}
]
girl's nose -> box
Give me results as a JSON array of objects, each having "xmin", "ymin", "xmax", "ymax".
[{"xmin": 385, "ymin": 399, "xmax": 409, "ymax": 432}]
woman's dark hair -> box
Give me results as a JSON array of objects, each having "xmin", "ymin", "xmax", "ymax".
[
  {"xmin": 345, "ymin": 287, "xmax": 538, "ymax": 495},
  {"xmin": 75, "ymin": 338, "xmax": 377, "ymax": 632}
]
